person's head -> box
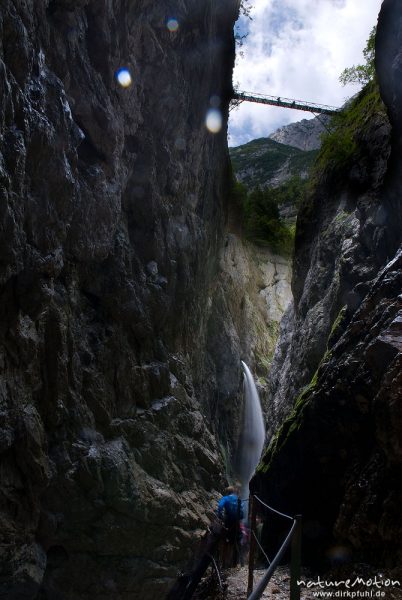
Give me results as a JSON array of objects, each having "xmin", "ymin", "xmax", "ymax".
[{"xmin": 225, "ymin": 485, "xmax": 235, "ymax": 496}]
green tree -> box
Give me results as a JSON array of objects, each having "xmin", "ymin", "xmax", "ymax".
[
  {"xmin": 339, "ymin": 26, "xmax": 376, "ymax": 87},
  {"xmin": 230, "ymin": 178, "xmax": 299, "ymax": 255},
  {"xmin": 243, "ymin": 187, "xmax": 294, "ymax": 254},
  {"xmin": 239, "ymin": 0, "xmax": 253, "ymax": 19}
]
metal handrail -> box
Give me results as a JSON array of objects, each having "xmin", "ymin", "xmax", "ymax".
[
  {"xmin": 233, "ymin": 90, "xmax": 339, "ymax": 115},
  {"xmin": 251, "ymin": 530, "xmax": 271, "ymax": 566},
  {"xmin": 248, "ymin": 519, "xmax": 297, "ymax": 600},
  {"xmin": 253, "ymin": 495, "xmax": 294, "ymax": 522},
  {"xmin": 247, "ymin": 495, "xmax": 302, "ymax": 600}
]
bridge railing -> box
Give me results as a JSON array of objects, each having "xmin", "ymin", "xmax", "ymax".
[
  {"xmin": 247, "ymin": 494, "xmax": 302, "ymax": 600},
  {"xmin": 233, "ymin": 90, "xmax": 339, "ymax": 115}
]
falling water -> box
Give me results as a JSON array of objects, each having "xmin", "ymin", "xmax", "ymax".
[{"xmin": 238, "ymin": 361, "xmax": 266, "ymax": 508}]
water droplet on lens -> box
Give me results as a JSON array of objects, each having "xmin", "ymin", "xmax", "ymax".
[
  {"xmin": 167, "ymin": 18, "xmax": 179, "ymax": 33},
  {"xmin": 175, "ymin": 137, "xmax": 186, "ymax": 151},
  {"xmin": 210, "ymin": 95, "xmax": 221, "ymax": 108},
  {"xmin": 115, "ymin": 67, "xmax": 132, "ymax": 88},
  {"xmin": 205, "ymin": 108, "xmax": 222, "ymax": 134}
]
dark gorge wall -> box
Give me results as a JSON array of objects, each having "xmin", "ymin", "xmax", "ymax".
[
  {"xmin": 0, "ymin": 1, "xmax": 240, "ymax": 598},
  {"xmin": 255, "ymin": 0, "xmax": 402, "ymax": 571}
]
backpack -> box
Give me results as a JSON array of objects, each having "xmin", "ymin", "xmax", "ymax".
[{"xmin": 224, "ymin": 495, "xmax": 243, "ymax": 522}]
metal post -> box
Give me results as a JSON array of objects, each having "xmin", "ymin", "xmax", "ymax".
[
  {"xmin": 248, "ymin": 519, "xmax": 297, "ymax": 600},
  {"xmin": 247, "ymin": 495, "xmax": 257, "ymax": 596},
  {"xmin": 290, "ymin": 515, "xmax": 302, "ymax": 600}
]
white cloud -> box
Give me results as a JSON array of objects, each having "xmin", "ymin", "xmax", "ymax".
[{"xmin": 229, "ymin": 0, "xmax": 383, "ymax": 147}]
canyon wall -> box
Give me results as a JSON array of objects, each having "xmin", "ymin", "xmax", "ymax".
[
  {"xmin": 213, "ymin": 218, "xmax": 292, "ymax": 465},
  {"xmin": 0, "ymin": 1, "xmax": 242, "ymax": 598},
  {"xmin": 254, "ymin": 0, "xmax": 402, "ymax": 571}
]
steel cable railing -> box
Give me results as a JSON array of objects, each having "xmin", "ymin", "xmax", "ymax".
[
  {"xmin": 253, "ymin": 495, "xmax": 294, "ymax": 522},
  {"xmin": 233, "ymin": 90, "xmax": 339, "ymax": 115},
  {"xmin": 251, "ymin": 529, "xmax": 271, "ymax": 566},
  {"xmin": 247, "ymin": 494, "xmax": 302, "ymax": 600}
]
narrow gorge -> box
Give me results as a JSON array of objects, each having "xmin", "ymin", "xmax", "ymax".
[
  {"xmin": 0, "ymin": 1, "xmax": 401, "ymax": 599},
  {"xmin": 253, "ymin": 0, "xmax": 402, "ymax": 574}
]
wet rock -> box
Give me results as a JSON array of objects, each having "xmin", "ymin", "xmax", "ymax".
[
  {"xmin": 253, "ymin": 0, "xmax": 402, "ymax": 566},
  {"xmin": 206, "ymin": 228, "xmax": 292, "ymax": 460},
  {"xmin": 0, "ymin": 0, "xmax": 239, "ymax": 598}
]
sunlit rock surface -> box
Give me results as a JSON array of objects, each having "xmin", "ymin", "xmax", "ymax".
[
  {"xmin": 269, "ymin": 115, "xmax": 330, "ymax": 151},
  {"xmin": 0, "ymin": 1, "xmax": 240, "ymax": 598}
]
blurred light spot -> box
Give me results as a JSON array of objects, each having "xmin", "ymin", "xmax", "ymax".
[
  {"xmin": 175, "ymin": 137, "xmax": 186, "ymax": 151},
  {"xmin": 167, "ymin": 18, "xmax": 179, "ymax": 33},
  {"xmin": 116, "ymin": 68, "xmax": 132, "ymax": 88},
  {"xmin": 205, "ymin": 108, "xmax": 222, "ymax": 134},
  {"xmin": 132, "ymin": 186, "xmax": 145, "ymax": 198},
  {"xmin": 210, "ymin": 95, "xmax": 221, "ymax": 108},
  {"xmin": 326, "ymin": 545, "xmax": 352, "ymax": 564}
]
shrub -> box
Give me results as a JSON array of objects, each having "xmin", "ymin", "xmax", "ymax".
[
  {"xmin": 313, "ymin": 80, "xmax": 386, "ymax": 183},
  {"xmin": 339, "ymin": 26, "xmax": 376, "ymax": 87},
  {"xmin": 230, "ymin": 182, "xmax": 297, "ymax": 256}
]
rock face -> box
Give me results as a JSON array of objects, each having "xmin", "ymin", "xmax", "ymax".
[
  {"xmin": 269, "ymin": 116, "xmax": 330, "ymax": 151},
  {"xmin": 198, "ymin": 191, "xmax": 293, "ymax": 479},
  {"xmin": 254, "ymin": 0, "xmax": 402, "ymax": 570},
  {"xmin": 214, "ymin": 224, "xmax": 292, "ymax": 422},
  {"xmin": 0, "ymin": 1, "xmax": 241, "ymax": 598}
]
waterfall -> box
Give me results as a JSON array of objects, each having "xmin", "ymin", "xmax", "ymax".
[{"xmin": 238, "ymin": 361, "xmax": 266, "ymax": 506}]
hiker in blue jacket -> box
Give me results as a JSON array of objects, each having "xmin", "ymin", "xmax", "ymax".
[
  {"xmin": 217, "ymin": 485, "xmax": 244, "ymax": 525},
  {"xmin": 217, "ymin": 485, "xmax": 244, "ymax": 567}
]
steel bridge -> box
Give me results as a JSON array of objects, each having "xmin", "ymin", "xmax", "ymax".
[{"xmin": 232, "ymin": 90, "xmax": 340, "ymax": 116}]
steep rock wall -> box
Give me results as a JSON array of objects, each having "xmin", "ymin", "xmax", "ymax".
[
  {"xmin": 0, "ymin": 1, "xmax": 240, "ymax": 598},
  {"xmin": 268, "ymin": 95, "xmax": 392, "ymax": 434},
  {"xmin": 254, "ymin": 0, "xmax": 402, "ymax": 570},
  {"xmin": 269, "ymin": 116, "xmax": 329, "ymax": 151},
  {"xmin": 209, "ymin": 217, "xmax": 292, "ymax": 463}
]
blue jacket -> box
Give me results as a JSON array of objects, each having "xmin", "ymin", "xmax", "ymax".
[{"xmin": 217, "ymin": 493, "xmax": 244, "ymax": 523}]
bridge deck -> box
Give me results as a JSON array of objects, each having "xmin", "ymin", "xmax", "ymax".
[{"xmin": 233, "ymin": 91, "xmax": 339, "ymax": 115}]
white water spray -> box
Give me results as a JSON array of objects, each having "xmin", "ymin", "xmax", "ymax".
[{"xmin": 238, "ymin": 361, "xmax": 266, "ymax": 505}]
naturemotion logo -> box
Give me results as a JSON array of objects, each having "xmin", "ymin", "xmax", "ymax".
[{"xmin": 297, "ymin": 576, "xmax": 401, "ymax": 599}]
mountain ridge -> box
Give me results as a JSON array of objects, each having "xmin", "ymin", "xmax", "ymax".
[
  {"xmin": 230, "ymin": 137, "xmax": 318, "ymax": 190},
  {"xmin": 269, "ymin": 115, "xmax": 330, "ymax": 150}
]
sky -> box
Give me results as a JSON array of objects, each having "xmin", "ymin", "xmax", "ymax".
[{"xmin": 228, "ymin": 0, "xmax": 383, "ymax": 147}]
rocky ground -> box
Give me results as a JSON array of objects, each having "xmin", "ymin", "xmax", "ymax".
[{"xmin": 225, "ymin": 566, "xmax": 306, "ymax": 600}]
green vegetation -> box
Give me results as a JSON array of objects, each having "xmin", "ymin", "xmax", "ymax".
[
  {"xmin": 266, "ymin": 175, "xmax": 309, "ymax": 209},
  {"xmin": 327, "ymin": 306, "xmax": 348, "ymax": 349},
  {"xmin": 231, "ymin": 179, "xmax": 307, "ymax": 255},
  {"xmin": 220, "ymin": 441, "xmax": 233, "ymax": 481},
  {"xmin": 257, "ymin": 400, "xmax": 305, "ymax": 475},
  {"xmin": 257, "ymin": 357, "xmax": 322, "ymax": 475},
  {"xmin": 255, "ymin": 321, "xmax": 280, "ymax": 373},
  {"xmin": 229, "ymin": 134, "xmax": 318, "ymax": 256},
  {"xmin": 314, "ymin": 80, "xmax": 386, "ymax": 182},
  {"xmin": 339, "ymin": 26, "xmax": 376, "ymax": 87},
  {"xmin": 311, "ymin": 25, "xmax": 385, "ymax": 185},
  {"xmin": 230, "ymin": 137, "xmax": 317, "ymax": 190},
  {"xmin": 239, "ymin": 0, "xmax": 253, "ymax": 19},
  {"xmin": 258, "ymin": 307, "xmax": 350, "ymax": 475},
  {"xmin": 235, "ymin": 0, "xmax": 253, "ymax": 53}
]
